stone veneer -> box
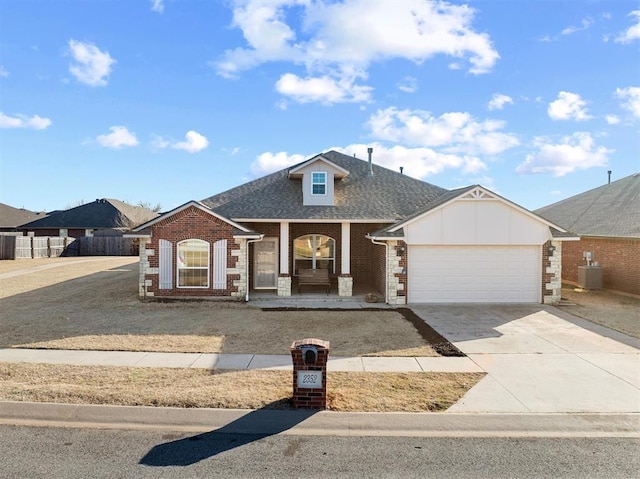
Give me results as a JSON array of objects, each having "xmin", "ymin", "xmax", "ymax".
[
  {"xmin": 338, "ymin": 275, "xmax": 353, "ymax": 297},
  {"xmin": 543, "ymin": 239, "xmax": 562, "ymax": 305},
  {"xmin": 277, "ymin": 275, "xmax": 292, "ymax": 297},
  {"xmin": 386, "ymin": 240, "xmax": 406, "ymax": 305}
]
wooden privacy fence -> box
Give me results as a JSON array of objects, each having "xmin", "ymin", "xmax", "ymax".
[{"xmin": 0, "ymin": 236, "xmax": 137, "ymax": 259}]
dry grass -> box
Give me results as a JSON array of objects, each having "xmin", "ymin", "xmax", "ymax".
[
  {"xmin": 0, "ymin": 363, "xmax": 483, "ymax": 412},
  {"xmin": 0, "ymin": 258, "xmax": 438, "ymax": 357},
  {"xmin": 15, "ymin": 335, "xmax": 226, "ymax": 354}
]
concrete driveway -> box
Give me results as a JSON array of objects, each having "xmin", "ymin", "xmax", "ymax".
[{"xmin": 409, "ymin": 304, "xmax": 640, "ymax": 413}]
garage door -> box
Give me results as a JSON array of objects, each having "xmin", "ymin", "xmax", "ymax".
[{"xmin": 407, "ymin": 246, "xmax": 541, "ymax": 303}]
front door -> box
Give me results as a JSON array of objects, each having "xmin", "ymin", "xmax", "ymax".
[{"xmin": 254, "ymin": 238, "xmax": 278, "ymax": 289}]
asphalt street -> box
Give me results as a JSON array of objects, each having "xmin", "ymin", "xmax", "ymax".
[{"xmin": 1, "ymin": 425, "xmax": 638, "ymax": 479}]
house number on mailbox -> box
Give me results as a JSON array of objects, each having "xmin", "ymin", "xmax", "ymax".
[{"xmin": 297, "ymin": 371, "xmax": 322, "ymax": 388}]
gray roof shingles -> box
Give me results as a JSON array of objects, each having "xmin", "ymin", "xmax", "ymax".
[
  {"xmin": 0, "ymin": 203, "xmax": 47, "ymax": 228},
  {"xmin": 19, "ymin": 199, "xmax": 158, "ymax": 230},
  {"xmin": 200, "ymin": 150, "xmax": 448, "ymax": 221},
  {"xmin": 535, "ymin": 173, "xmax": 640, "ymax": 238}
]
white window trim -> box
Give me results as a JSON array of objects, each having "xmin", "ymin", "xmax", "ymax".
[
  {"xmin": 311, "ymin": 171, "xmax": 327, "ymax": 196},
  {"xmin": 177, "ymin": 239, "xmax": 210, "ymax": 289}
]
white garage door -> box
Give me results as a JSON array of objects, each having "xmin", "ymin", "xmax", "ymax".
[{"xmin": 407, "ymin": 245, "xmax": 541, "ymax": 303}]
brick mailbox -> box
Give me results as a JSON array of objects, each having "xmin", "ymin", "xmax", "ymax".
[{"xmin": 290, "ymin": 338, "xmax": 330, "ymax": 409}]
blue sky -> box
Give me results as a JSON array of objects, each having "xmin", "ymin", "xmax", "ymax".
[{"xmin": 1, "ymin": 0, "xmax": 639, "ymax": 214}]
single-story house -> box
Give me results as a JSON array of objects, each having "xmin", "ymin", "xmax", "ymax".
[
  {"xmin": 19, "ymin": 198, "xmax": 159, "ymax": 238},
  {"xmin": 535, "ymin": 173, "xmax": 640, "ymax": 296},
  {"xmin": 129, "ymin": 149, "xmax": 577, "ymax": 304}
]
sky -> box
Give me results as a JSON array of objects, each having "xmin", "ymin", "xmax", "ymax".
[{"xmin": 1, "ymin": 0, "xmax": 639, "ymax": 214}]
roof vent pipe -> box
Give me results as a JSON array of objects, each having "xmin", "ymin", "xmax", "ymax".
[
  {"xmin": 399, "ymin": 166, "xmax": 404, "ymax": 174},
  {"xmin": 367, "ymin": 147, "xmax": 373, "ymax": 176},
  {"xmin": 608, "ymin": 170, "xmax": 612, "ymax": 185}
]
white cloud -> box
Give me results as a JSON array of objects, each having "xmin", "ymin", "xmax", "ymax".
[
  {"xmin": 397, "ymin": 76, "xmax": 418, "ymax": 94},
  {"xmin": 0, "ymin": 112, "xmax": 52, "ymax": 129},
  {"xmin": 615, "ymin": 10, "xmax": 640, "ymax": 43},
  {"xmin": 275, "ymin": 73, "xmax": 372, "ymax": 104},
  {"xmin": 487, "ymin": 93, "xmax": 513, "ymax": 111},
  {"xmin": 215, "ymin": 0, "xmax": 499, "ymax": 103},
  {"xmin": 615, "ymin": 86, "xmax": 640, "ymax": 118},
  {"xmin": 0, "ymin": 66, "xmax": 8, "ymax": 78},
  {"xmin": 250, "ymin": 151, "xmax": 306, "ymax": 176},
  {"xmin": 68, "ymin": 39, "xmax": 116, "ymax": 87},
  {"xmin": 367, "ymin": 107, "xmax": 519, "ymax": 156},
  {"xmin": 547, "ymin": 91, "xmax": 592, "ymax": 121},
  {"xmin": 151, "ymin": 0, "xmax": 164, "ymax": 14},
  {"xmin": 337, "ymin": 143, "xmax": 486, "ymax": 177},
  {"xmin": 605, "ymin": 114, "xmax": 620, "ymax": 125},
  {"xmin": 251, "ymin": 143, "xmax": 486, "ymax": 179},
  {"xmin": 561, "ymin": 18, "xmax": 593, "ymax": 36},
  {"xmin": 172, "ymin": 130, "xmax": 209, "ymax": 153},
  {"xmin": 516, "ymin": 132, "xmax": 611, "ymax": 176},
  {"xmin": 96, "ymin": 126, "xmax": 138, "ymax": 149}
]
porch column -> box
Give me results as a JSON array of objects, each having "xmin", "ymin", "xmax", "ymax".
[
  {"xmin": 339, "ymin": 222, "xmax": 353, "ymax": 297},
  {"xmin": 278, "ymin": 222, "xmax": 291, "ymax": 296}
]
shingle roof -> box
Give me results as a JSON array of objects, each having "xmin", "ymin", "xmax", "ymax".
[
  {"xmin": 0, "ymin": 203, "xmax": 47, "ymax": 228},
  {"xmin": 20, "ymin": 199, "xmax": 159, "ymax": 230},
  {"xmin": 201, "ymin": 150, "xmax": 447, "ymax": 221},
  {"xmin": 535, "ymin": 173, "xmax": 640, "ymax": 238}
]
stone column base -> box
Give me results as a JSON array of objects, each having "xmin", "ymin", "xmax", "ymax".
[
  {"xmin": 338, "ymin": 275, "xmax": 353, "ymax": 297},
  {"xmin": 278, "ymin": 275, "xmax": 292, "ymax": 297}
]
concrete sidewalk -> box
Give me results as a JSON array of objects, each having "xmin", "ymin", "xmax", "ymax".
[{"xmin": 0, "ymin": 348, "xmax": 482, "ymax": 373}]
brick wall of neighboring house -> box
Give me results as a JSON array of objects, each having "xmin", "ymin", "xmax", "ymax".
[
  {"xmin": 562, "ymin": 237, "xmax": 640, "ymax": 296},
  {"xmin": 146, "ymin": 206, "xmax": 240, "ymax": 298},
  {"xmin": 24, "ymin": 228, "xmax": 86, "ymax": 238}
]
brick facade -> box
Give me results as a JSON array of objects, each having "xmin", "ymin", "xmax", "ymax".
[
  {"xmin": 140, "ymin": 206, "xmax": 243, "ymax": 299},
  {"xmin": 561, "ymin": 237, "xmax": 640, "ymax": 296}
]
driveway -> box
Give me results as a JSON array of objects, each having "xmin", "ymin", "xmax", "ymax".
[{"xmin": 410, "ymin": 304, "xmax": 640, "ymax": 413}]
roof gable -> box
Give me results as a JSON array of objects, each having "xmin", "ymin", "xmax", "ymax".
[
  {"xmin": 373, "ymin": 185, "xmax": 575, "ymax": 244},
  {"xmin": 131, "ymin": 200, "xmax": 259, "ymax": 237},
  {"xmin": 288, "ymin": 154, "xmax": 349, "ymax": 179},
  {"xmin": 535, "ymin": 173, "xmax": 640, "ymax": 238}
]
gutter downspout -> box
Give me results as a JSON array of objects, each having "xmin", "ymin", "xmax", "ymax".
[
  {"xmin": 246, "ymin": 235, "xmax": 265, "ymax": 302},
  {"xmin": 368, "ymin": 236, "xmax": 389, "ymax": 304}
]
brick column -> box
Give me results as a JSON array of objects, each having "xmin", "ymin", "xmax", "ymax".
[{"xmin": 290, "ymin": 338, "xmax": 330, "ymax": 409}]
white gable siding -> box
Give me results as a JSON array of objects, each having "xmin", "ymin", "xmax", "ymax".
[
  {"xmin": 405, "ymin": 200, "xmax": 552, "ymax": 245},
  {"xmin": 159, "ymin": 239, "xmax": 173, "ymax": 289},
  {"xmin": 213, "ymin": 239, "xmax": 227, "ymax": 290}
]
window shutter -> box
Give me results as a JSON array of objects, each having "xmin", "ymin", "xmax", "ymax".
[
  {"xmin": 159, "ymin": 239, "xmax": 173, "ymax": 289},
  {"xmin": 213, "ymin": 239, "xmax": 227, "ymax": 289}
]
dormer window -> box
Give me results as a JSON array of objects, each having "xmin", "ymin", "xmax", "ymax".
[{"xmin": 312, "ymin": 172, "xmax": 326, "ymax": 195}]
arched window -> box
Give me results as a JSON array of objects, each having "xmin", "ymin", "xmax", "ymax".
[
  {"xmin": 177, "ymin": 239, "xmax": 209, "ymax": 288},
  {"xmin": 293, "ymin": 235, "xmax": 335, "ymax": 274}
]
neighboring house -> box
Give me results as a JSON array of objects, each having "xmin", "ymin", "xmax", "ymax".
[
  {"xmin": 129, "ymin": 150, "xmax": 577, "ymax": 304},
  {"xmin": 0, "ymin": 203, "xmax": 47, "ymax": 233},
  {"xmin": 535, "ymin": 173, "xmax": 640, "ymax": 296},
  {"xmin": 19, "ymin": 198, "xmax": 159, "ymax": 238}
]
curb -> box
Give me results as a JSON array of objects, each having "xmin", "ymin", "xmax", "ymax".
[{"xmin": 1, "ymin": 402, "xmax": 638, "ymax": 438}]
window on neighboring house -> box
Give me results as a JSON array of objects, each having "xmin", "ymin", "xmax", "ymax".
[
  {"xmin": 311, "ymin": 172, "xmax": 326, "ymax": 195},
  {"xmin": 293, "ymin": 234, "xmax": 335, "ymax": 274},
  {"xmin": 177, "ymin": 239, "xmax": 210, "ymax": 288}
]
